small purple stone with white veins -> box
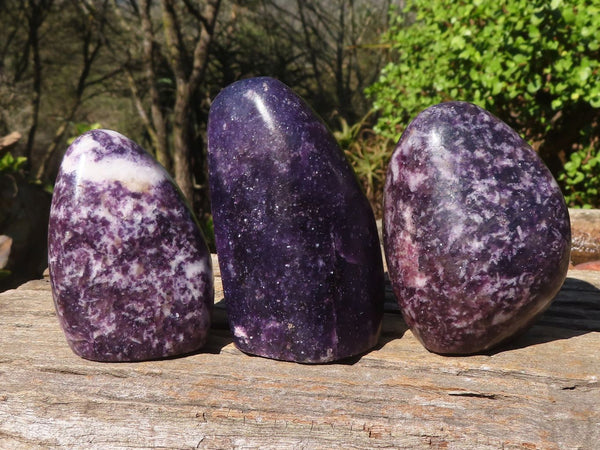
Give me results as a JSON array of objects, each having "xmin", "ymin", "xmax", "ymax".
[
  {"xmin": 383, "ymin": 102, "xmax": 571, "ymax": 354},
  {"xmin": 48, "ymin": 129, "xmax": 213, "ymax": 361},
  {"xmin": 208, "ymin": 77, "xmax": 384, "ymax": 363}
]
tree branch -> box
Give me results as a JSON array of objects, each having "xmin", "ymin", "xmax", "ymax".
[
  {"xmin": 140, "ymin": 0, "xmax": 171, "ymax": 170},
  {"xmin": 188, "ymin": 0, "xmax": 220, "ymax": 94},
  {"xmin": 160, "ymin": 0, "xmax": 186, "ymax": 80},
  {"xmin": 181, "ymin": 0, "xmax": 209, "ymax": 30}
]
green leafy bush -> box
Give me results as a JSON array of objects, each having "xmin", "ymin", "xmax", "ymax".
[
  {"xmin": 367, "ymin": 0, "xmax": 600, "ymax": 207},
  {"xmin": 559, "ymin": 143, "xmax": 600, "ymax": 208},
  {"xmin": 0, "ymin": 152, "xmax": 28, "ymax": 174}
]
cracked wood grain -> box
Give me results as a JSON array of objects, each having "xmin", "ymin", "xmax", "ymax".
[{"xmin": 0, "ymin": 257, "xmax": 598, "ymax": 449}]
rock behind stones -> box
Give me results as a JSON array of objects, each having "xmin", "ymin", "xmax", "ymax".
[{"xmin": 0, "ymin": 172, "xmax": 51, "ymax": 291}]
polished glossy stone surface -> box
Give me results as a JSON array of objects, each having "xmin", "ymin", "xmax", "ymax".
[
  {"xmin": 48, "ymin": 130, "xmax": 213, "ymax": 361},
  {"xmin": 383, "ymin": 102, "xmax": 571, "ymax": 354},
  {"xmin": 208, "ymin": 77, "xmax": 384, "ymax": 363}
]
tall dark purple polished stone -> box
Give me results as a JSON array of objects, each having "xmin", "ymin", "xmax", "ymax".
[
  {"xmin": 383, "ymin": 102, "xmax": 571, "ymax": 354},
  {"xmin": 208, "ymin": 77, "xmax": 384, "ymax": 363},
  {"xmin": 48, "ymin": 130, "xmax": 213, "ymax": 361}
]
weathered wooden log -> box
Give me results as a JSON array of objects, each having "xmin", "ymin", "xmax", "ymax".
[
  {"xmin": 570, "ymin": 208, "xmax": 600, "ymax": 265},
  {"xmin": 0, "ymin": 132, "xmax": 21, "ymax": 153},
  {"xmin": 0, "ymin": 254, "xmax": 598, "ymax": 448},
  {"xmin": 0, "ymin": 235, "xmax": 11, "ymax": 269}
]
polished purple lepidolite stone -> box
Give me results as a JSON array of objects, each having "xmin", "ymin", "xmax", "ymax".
[
  {"xmin": 48, "ymin": 129, "xmax": 213, "ymax": 361},
  {"xmin": 383, "ymin": 102, "xmax": 571, "ymax": 355},
  {"xmin": 208, "ymin": 77, "xmax": 384, "ymax": 363}
]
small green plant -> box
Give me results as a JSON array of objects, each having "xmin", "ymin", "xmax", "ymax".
[
  {"xmin": 334, "ymin": 116, "xmax": 365, "ymax": 151},
  {"xmin": 199, "ymin": 213, "xmax": 216, "ymax": 253},
  {"xmin": 1, "ymin": 151, "xmax": 54, "ymax": 194},
  {"xmin": 0, "ymin": 152, "xmax": 28, "ymax": 174},
  {"xmin": 67, "ymin": 122, "xmax": 102, "ymax": 144},
  {"xmin": 559, "ymin": 145, "xmax": 600, "ymax": 208},
  {"xmin": 335, "ymin": 114, "xmax": 394, "ymax": 218}
]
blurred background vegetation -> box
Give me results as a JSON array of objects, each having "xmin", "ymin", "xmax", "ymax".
[
  {"xmin": 0, "ymin": 0, "xmax": 394, "ymax": 228},
  {"xmin": 0, "ymin": 0, "xmax": 599, "ymax": 243}
]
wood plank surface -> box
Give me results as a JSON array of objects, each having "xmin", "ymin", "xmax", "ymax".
[{"xmin": 1, "ymin": 255, "xmax": 598, "ymax": 449}]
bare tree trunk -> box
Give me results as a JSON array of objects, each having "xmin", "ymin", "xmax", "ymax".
[
  {"xmin": 33, "ymin": 12, "xmax": 104, "ymax": 181},
  {"xmin": 106, "ymin": 0, "xmax": 169, "ymax": 168},
  {"xmin": 171, "ymin": 84, "xmax": 194, "ymax": 203},
  {"xmin": 334, "ymin": 0, "xmax": 353, "ymax": 123},
  {"xmin": 161, "ymin": 0, "xmax": 220, "ymax": 210},
  {"xmin": 25, "ymin": 0, "xmax": 54, "ymax": 161},
  {"xmin": 26, "ymin": 20, "xmax": 41, "ymax": 161},
  {"xmin": 37, "ymin": 120, "xmax": 70, "ymax": 179},
  {"xmin": 297, "ymin": 0, "xmax": 326, "ymax": 103},
  {"xmin": 124, "ymin": 68, "xmax": 160, "ymax": 147},
  {"xmin": 140, "ymin": 0, "xmax": 171, "ymax": 172}
]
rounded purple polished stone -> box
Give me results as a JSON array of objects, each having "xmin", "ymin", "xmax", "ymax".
[
  {"xmin": 208, "ymin": 77, "xmax": 384, "ymax": 363},
  {"xmin": 383, "ymin": 102, "xmax": 571, "ymax": 355},
  {"xmin": 48, "ymin": 130, "xmax": 213, "ymax": 361}
]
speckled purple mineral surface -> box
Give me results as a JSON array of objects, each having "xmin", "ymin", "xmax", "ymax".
[
  {"xmin": 383, "ymin": 102, "xmax": 571, "ymax": 354},
  {"xmin": 208, "ymin": 77, "xmax": 384, "ymax": 363},
  {"xmin": 48, "ymin": 130, "xmax": 213, "ymax": 361}
]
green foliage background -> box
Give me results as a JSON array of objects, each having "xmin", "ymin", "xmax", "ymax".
[{"xmin": 367, "ymin": 0, "xmax": 600, "ymax": 207}]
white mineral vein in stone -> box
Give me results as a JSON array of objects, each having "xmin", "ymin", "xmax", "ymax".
[{"xmin": 62, "ymin": 132, "xmax": 165, "ymax": 192}]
